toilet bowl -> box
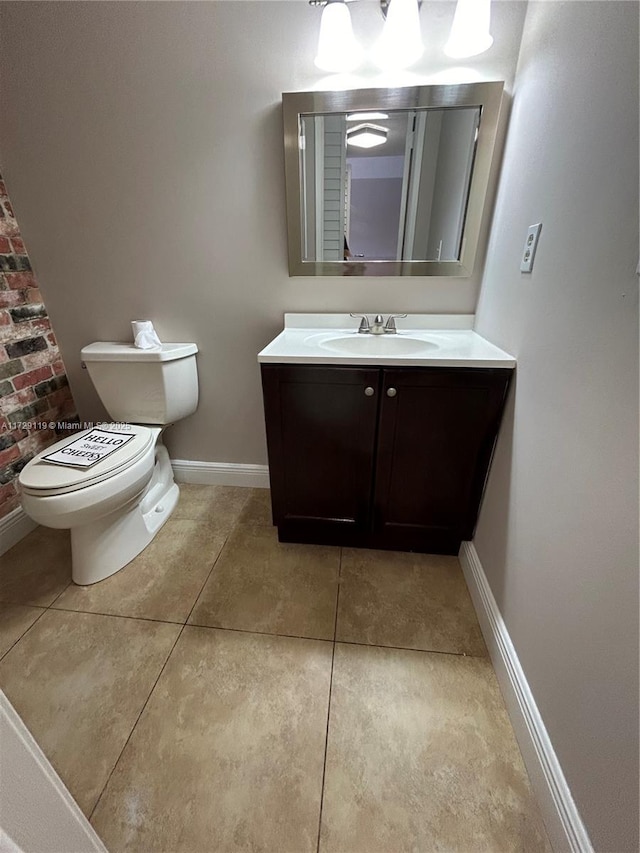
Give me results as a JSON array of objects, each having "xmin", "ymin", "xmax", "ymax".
[
  {"xmin": 20, "ymin": 424, "xmax": 179, "ymax": 585},
  {"xmin": 19, "ymin": 341, "xmax": 199, "ymax": 585}
]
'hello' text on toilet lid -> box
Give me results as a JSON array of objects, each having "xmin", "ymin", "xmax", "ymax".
[{"xmin": 42, "ymin": 428, "xmax": 135, "ymax": 469}]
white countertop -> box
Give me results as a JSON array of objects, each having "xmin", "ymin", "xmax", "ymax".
[{"xmin": 258, "ymin": 314, "xmax": 516, "ymax": 369}]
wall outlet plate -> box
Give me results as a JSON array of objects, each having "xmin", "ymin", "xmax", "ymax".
[{"xmin": 520, "ymin": 223, "xmax": 542, "ymax": 273}]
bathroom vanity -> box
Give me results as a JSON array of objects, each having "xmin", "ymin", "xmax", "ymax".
[{"xmin": 259, "ymin": 315, "xmax": 514, "ymax": 555}]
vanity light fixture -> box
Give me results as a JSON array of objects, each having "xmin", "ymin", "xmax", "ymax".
[
  {"xmin": 314, "ymin": 0, "xmax": 364, "ymax": 72},
  {"xmin": 311, "ymin": 0, "xmax": 493, "ymax": 71},
  {"xmin": 346, "ymin": 123, "xmax": 388, "ymax": 149},
  {"xmin": 444, "ymin": 0, "xmax": 493, "ymax": 58},
  {"xmin": 372, "ymin": 0, "xmax": 424, "ymax": 69}
]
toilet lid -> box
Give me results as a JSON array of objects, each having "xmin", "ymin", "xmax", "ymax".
[{"xmin": 19, "ymin": 424, "xmax": 156, "ymax": 494}]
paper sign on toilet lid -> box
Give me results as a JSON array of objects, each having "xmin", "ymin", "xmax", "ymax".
[{"xmin": 42, "ymin": 428, "xmax": 135, "ymax": 469}]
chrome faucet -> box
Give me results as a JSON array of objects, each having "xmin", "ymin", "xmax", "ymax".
[{"xmin": 350, "ymin": 313, "xmax": 408, "ymax": 335}]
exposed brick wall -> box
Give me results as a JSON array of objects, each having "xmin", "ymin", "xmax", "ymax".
[{"xmin": 0, "ymin": 173, "xmax": 78, "ymax": 519}]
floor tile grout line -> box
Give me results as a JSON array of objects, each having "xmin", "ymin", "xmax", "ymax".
[
  {"xmin": 0, "ymin": 605, "xmax": 487, "ymax": 660},
  {"xmin": 315, "ymin": 547, "xmax": 342, "ymax": 853},
  {"xmin": 47, "ymin": 580, "xmax": 73, "ymax": 609},
  {"xmin": 88, "ymin": 621, "xmax": 187, "ymax": 824},
  {"xmin": 46, "ymin": 604, "xmax": 186, "ymax": 627},
  {"xmin": 335, "ymin": 638, "xmax": 488, "ymax": 660},
  {"xmin": 187, "ymin": 621, "xmax": 334, "ymax": 644},
  {"xmin": 0, "ymin": 605, "xmax": 49, "ymax": 663},
  {"xmin": 187, "ymin": 621, "xmax": 484, "ymax": 660},
  {"xmin": 335, "ymin": 546, "xmax": 343, "ymax": 640},
  {"xmin": 183, "ymin": 531, "xmax": 232, "ymax": 626}
]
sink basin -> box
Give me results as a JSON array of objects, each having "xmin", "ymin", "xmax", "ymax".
[{"xmin": 318, "ymin": 335, "xmax": 438, "ymax": 356}]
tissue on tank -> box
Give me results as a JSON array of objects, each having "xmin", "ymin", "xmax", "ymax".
[{"xmin": 131, "ymin": 320, "xmax": 162, "ymax": 349}]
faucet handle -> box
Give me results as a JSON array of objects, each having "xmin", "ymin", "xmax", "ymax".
[
  {"xmin": 384, "ymin": 314, "xmax": 408, "ymax": 334},
  {"xmin": 350, "ymin": 313, "xmax": 370, "ymax": 334}
]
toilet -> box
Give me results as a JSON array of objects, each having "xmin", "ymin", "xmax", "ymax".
[{"xmin": 19, "ymin": 341, "xmax": 199, "ymax": 586}]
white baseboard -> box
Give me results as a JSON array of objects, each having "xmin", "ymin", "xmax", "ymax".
[
  {"xmin": 171, "ymin": 459, "xmax": 270, "ymax": 489},
  {"xmin": 0, "ymin": 507, "xmax": 38, "ymax": 557},
  {"xmin": 459, "ymin": 541, "xmax": 593, "ymax": 853}
]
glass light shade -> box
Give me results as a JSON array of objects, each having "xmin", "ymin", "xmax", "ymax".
[
  {"xmin": 444, "ymin": 0, "xmax": 493, "ymax": 59},
  {"xmin": 315, "ymin": 1, "xmax": 364, "ymax": 73},
  {"xmin": 372, "ymin": 0, "xmax": 424, "ymax": 70},
  {"xmin": 346, "ymin": 124, "xmax": 388, "ymax": 148}
]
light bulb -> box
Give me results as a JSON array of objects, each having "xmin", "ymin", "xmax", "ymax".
[
  {"xmin": 315, "ymin": 1, "xmax": 364, "ymax": 73},
  {"xmin": 372, "ymin": 0, "xmax": 424, "ymax": 71},
  {"xmin": 444, "ymin": 0, "xmax": 493, "ymax": 59}
]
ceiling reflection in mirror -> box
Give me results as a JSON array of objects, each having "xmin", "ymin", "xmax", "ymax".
[
  {"xmin": 300, "ymin": 106, "xmax": 480, "ymax": 265},
  {"xmin": 283, "ymin": 82, "xmax": 505, "ymax": 277}
]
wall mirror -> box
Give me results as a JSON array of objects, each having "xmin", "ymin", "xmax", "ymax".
[{"xmin": 283, "ymin": 81, "xmax": 504, "ymax": 277}]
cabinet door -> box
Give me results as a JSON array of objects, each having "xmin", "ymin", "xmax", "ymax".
[
  {"xmin": 261, "ymin": 365, "xmax": 380, "ymax": 542},
  {"xmin": 374, "ymin": 368, "xmax": 511, "ymax": 552}
]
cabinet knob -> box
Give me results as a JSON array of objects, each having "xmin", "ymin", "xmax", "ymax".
[
  {"xmin": 364, "ymin": 386, "xmax": 375, "ymax": 397},
  {"xmin": 386, "ymin": 387, "xmax": 397, "ymax": 397}
]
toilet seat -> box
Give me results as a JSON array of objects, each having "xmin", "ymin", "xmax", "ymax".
[{"xmin": 20, "ymin": 424, "xmax": 158, "ymax": 497}]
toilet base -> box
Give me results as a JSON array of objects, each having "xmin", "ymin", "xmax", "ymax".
[{"xmin": 70, "ymin": 444, "xmax": 179, "ymax": 585}]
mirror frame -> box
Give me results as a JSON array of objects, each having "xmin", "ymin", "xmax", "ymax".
[{"xmin": 283, "ymin": 81, "xmax": 504, "ymax": 277}]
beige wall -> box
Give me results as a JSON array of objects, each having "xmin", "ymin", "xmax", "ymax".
[
  {"xmin": 0, "ymin": 0, "xmax": 525, "ymax": 465},
  {"xmin": 473, "ymin": 2, "xmax": 639, "ymax": 850}
]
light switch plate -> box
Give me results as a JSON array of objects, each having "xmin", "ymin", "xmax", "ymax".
[{"xmin": 520, "ymin": 223, "xmax": 542, "ymax": 273}]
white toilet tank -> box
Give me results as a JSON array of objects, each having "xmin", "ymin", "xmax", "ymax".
[{"xmin": 81, "ymin": 342, "xmax": 199, "ymax": 425}]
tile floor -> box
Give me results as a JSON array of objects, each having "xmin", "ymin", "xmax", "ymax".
[{"xmin": 0, "ymin": 486, "xmax": 552, "ymax": 852}]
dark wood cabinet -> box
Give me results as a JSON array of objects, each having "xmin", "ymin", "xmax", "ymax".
[{"xmin": 261, "ymin": 364, "xmax": 512, "ymax": 555}]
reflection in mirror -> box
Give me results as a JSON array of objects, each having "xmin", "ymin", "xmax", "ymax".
[
  {"xmin": 283, "ymin": 82, "xmax": 504, "ymax": 277},
  {"xmin": 300, "ymin": 107, "xmax": 481, "ymax": 264}
]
